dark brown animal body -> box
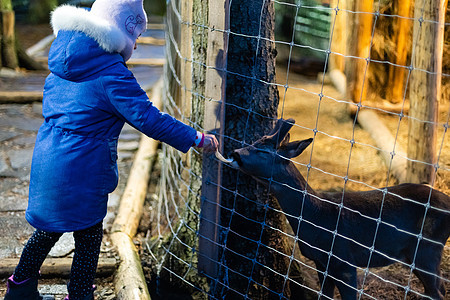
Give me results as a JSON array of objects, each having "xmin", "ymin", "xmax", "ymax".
[{"xmin": 230, "ymin": 118, "xmax": 450, "ymax": 299}]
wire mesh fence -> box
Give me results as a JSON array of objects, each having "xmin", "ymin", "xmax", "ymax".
[{"xmin": 143, "ymin": 0, "xmax": 450, "ymax": 299}]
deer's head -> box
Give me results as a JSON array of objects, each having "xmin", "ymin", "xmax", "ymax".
[{"xmin": 229, "ymin": 118, "xmax": 313, "ymax": 182}]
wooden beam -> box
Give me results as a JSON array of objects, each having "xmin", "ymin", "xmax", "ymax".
[
  {"xmin": 110, "ymin": 136, "xmax": 156, "ymax": 300},
  {"xmin": 111, "ymin": 135, "xmax": 158, "ymax": 236},
  {"xmin": 146, "ymin": 23, "xmax": 165, "ymax": 30},
  {"xmin": 406, "ymin": 0, "xmax": 447, "ymax": 184},
  {"xmin": 0, "ymin": 91, "xmax": 43, "ymax": 103},
  {"xmin": 26, "ymin": 34, "xmax": 54, "ymax": 57},
  {"xmin": 111, "ymin": 79, "xmax": 161, "ymax": 237},
  {"xmin": 119, "ymin": 58, "xmax": 166, "ymax": 67},
  {"xmin": 329, "ymin": 68, "xmax": 409, "ymax": 183},
  {"xmin": 329, "ymin": 69, "xmax": 347, "ymax": 97},
  {"xmin": 0, "ymin": 258, "xmax": 116, "ymax": 278},
  {"xmin": 110, "ymin": 232, "xmax": 150, "ymax": 300},
  {"xmin": 357, "ymin": 110, "xmax": 407, "ymax": 183},
  {"xmin": 34, "ymin": 57, "xmax": 166, "ymax": 67},
  {"xmin": 137, "ymin": 36, "xmax": 165, "ymax": 46}
]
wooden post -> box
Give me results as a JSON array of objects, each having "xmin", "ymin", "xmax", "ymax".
[
  {"xmin": 0, "ymin": 13, "xmax": 2, "ymax": 67},
  {"xmin": 352, "ymin": 0, "xmax": 374, "ymax": 103},
  {"xmin": 328, "ymin": 0, "xmax": 347, "ymax": 73},
  {"xmin": 198, "ymin": 0, "xmax": 228, "ymax": 278},
  {"xmin": 407, "ymin": 0, "xmax": 447, "ymax": 184},
  {"xmin": 386, "ymin": 1, "xmax": 412, "ymax": 103},
  {"xmin": 342, "ymin": 0, "xmax": 356, "ymax": 100},
  {"xmin": 328, "ymin": 0, "xmax": 348, "ymax": 98},
  {"xmin": 179, "ymin": 0, "xmax": 193, "ymax": 112},
  {"xmin": 0, "ymin": 0, "xmax": 11, "ymax": 69}
]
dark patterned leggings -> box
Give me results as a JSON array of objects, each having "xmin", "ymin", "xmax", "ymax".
[{"xmin": 13, "ymin": 222, "xmax": 103, "ymax": 300}]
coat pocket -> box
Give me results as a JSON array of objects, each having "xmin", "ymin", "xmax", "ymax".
[
  {"xmin": 103, "ymin": 139, "xmax": 119, "ymax": 194},
  {"xmin": 108, "ymin": 139, "xmax": 118, "ymax": 162}
]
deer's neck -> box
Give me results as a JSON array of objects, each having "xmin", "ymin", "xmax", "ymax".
[
  {"xmin": 270, "ymin": 163, "xmax": 318, "ymax": 215},
  {"xmin": 272, "ymin": 163, "xmax": 315, "ymax": 193}
]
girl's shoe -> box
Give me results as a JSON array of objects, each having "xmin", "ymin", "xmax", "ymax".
[{"xmin": 4, "ymin": 275, "xmax": 54, "ymax": 300}]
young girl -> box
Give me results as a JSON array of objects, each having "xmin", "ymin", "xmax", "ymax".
[{"xmin": 4, "ymin": 0, "xmax": 218, "ymax": 299}]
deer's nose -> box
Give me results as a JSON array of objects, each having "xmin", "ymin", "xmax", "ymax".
[{"xmin": 229, "ymin": 151, "xmax": 242, "ymax": 166}]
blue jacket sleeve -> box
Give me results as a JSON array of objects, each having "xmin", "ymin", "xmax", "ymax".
[{"xmin": 101, "ymin": 69, "xmax": 196, "ymax": 153}]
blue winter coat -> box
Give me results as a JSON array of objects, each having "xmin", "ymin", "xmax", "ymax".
[{"xmin": 26, "ymin": 30, "xmax": 196, "ymax": 232}]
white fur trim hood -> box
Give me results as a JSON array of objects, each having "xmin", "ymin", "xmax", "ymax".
[{"xmin": 51, "ymin": 5, "xmax": 127, "ymax": 56}]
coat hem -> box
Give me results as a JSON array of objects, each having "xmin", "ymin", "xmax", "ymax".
[{"xmin": 26, "ymin": 212, "xmax": 105, "ymax": 233}]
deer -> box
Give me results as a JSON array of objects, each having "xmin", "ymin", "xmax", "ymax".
[{"xmin": 227, "ymin": 118, "xmax": 450, "ymax": 300}]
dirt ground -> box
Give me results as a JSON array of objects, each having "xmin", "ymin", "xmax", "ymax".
[{"xmin": 275, "ymin": 66, "xmax": 450, "ymax": 299}]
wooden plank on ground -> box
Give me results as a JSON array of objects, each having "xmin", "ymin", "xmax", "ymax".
[
  {"xmin": 110, "ymin": 78, "xmax": 163, "ymax": 300},
  {"xmin": 111, "ymin": 79, "xmax": 162, "ymax": 238},
  {"xmin": 26, "ymin": 34, "xmax": 54, "ymax": 57},
  {"xmin": 358, "ymin": 109, "xmax": 407, "ymax": 183},
  {"xmin": 110, "ymin": 232, "xmax": 150, "ymax": 300},
  {"xmin": 0, "ymin": 258, "xmax": 116, "ymax": 278},
  {"xmin": 0, "ymin": 91, "xmax": 43, "ymax": 103}
]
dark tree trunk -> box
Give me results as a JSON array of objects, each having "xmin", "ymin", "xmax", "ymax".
[
  {"xmin": 0, "ymin": 9, "xmax": 18, "ymax": 69},
  {"xmin": 217, "ymin": 1, "xmax": 314, "ymax": 298}
]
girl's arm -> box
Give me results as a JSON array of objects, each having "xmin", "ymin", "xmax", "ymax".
[{"xmin": 101, "ymin": 71, "xmax": 218, "ymax": 153}]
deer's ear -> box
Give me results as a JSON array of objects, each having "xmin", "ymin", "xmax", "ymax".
[
  {"xmin": 278, "ymin": 118, "xmax": 295, "ymax": 141},
  {"xmin": 280, "ymin": 133, "xmax": 290, "ymax": 147},
  {"xmin": 267, "ymin": 118, "xmax": 295, "ymax": 144},
  {"xmin": 267, "ymin": 118, "xmax": 285, "ymax": 136},
  {"xmin": 278, "ymin": 138, "xmax": 313, "ymax": 159}
]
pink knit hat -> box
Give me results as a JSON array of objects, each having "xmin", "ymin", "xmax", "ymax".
[{"xmin": 90, "ymin": 0, "xmax": 147, "ymax": 61}]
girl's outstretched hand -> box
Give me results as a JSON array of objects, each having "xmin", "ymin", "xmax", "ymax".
[
  {"xmin": 194, "ymin": 132, "xmax": 219, "ymax": 153},
  {"xmin": 201, "ymin": 133, "xmax": 219, "ymax": 153}
]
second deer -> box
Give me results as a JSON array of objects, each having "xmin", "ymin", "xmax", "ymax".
[{"xmin": 229, "ymin": 118, "xmax": 450, "ymax": 300}]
